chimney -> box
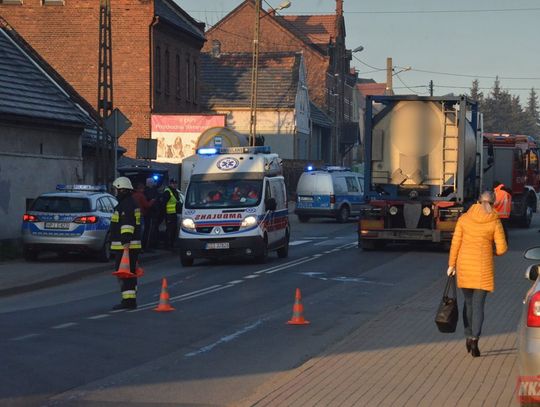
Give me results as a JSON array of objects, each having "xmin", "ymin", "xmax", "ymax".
[
  {"xmin": 267, "ymin": 8, "xmax": 276, "ymax": 16},
  {"xmin": 211, "ymin": 40, "xmax": 221, "ymax": 58},
  {"xmin": 336, "ymin": 0, "xmax": 343, "ymax": 16}
]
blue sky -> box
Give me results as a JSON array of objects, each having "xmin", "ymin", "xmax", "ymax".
[{"xmin": 177, "ymin": 0, "xmax": 540, "ymax": 103}]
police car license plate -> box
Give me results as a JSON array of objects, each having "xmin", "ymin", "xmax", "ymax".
[
  {"xmin": 299, "ymin": 196, "xmax": 313, "ymax": 201},
  {"xmin": 44, "ymin": 222, "xmax": 70, "ymax": 230},
  {"xmin": 206, "ymin": 242, "xmax": 230, "ymax": 250}
]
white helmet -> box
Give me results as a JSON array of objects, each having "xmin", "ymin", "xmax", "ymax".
[{"xmin": 112, "ymin": 176, "xmax": 133, "ymax": 190}]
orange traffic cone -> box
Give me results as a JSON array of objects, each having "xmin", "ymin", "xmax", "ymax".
[
  {"xmin": 112, "ymin": 248, "xmax": 144, "ymax": 278},
  {"xmin": 287, "ymin": 288, "xmax": 310, "ymax": 325},
  {"xmin": 153, "ymin": 278, "xmax": 175, "ymax": 312}
]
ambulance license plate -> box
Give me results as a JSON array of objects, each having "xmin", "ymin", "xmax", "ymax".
[
  {"xmin": 44, "ymin": 222, "xmax": 70, "ymax": 230},
  {"xmin": 206, "ymin": 242, "xmax": 230, "ymax": 250}
]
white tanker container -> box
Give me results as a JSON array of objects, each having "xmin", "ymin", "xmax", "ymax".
[
  {"xmin": 370, "ymin": 100, "xmax": 478, "ymax": 196},
  {"xmin": 360, "ymin": 95, "xmax": 482, "ymax": 249}
]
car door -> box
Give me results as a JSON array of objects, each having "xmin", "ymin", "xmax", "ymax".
[
  {"xmin": 269, "ymin": 178, "xmax": 287, "ymax": 244},
  {"xmin": 345, "ymin": 176, "xmax": 362, "ymax": 214},
  {"xmin": 263, "ymin": 179, "xmax": 277, "ymax": 245},
  {"xmin": 96, "ymin": 197, "xmax": 113, "ymax": 239}
]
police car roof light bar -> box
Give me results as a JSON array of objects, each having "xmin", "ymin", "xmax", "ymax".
[{"xmin": 56, "ymin": 184, "xmax": 107, "ymax": 192}]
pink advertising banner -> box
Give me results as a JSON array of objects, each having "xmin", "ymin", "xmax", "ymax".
[{"xmin": 151, "ymin": 114, "xmax": 226, "ymax": 163}]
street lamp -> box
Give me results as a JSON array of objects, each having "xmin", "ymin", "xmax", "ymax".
[
  {"xmin": 249, "ymin": 0, "xmax": 292, "ymax": 146},
  {"xmin": 385, "ymin": 58, "xmax": 412, "ymax": 95},
  {"xmin": 352, "ymin": 45, "xmax": 364, "ymax": 53}
]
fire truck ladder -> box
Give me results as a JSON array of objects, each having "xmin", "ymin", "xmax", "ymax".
[{"xmin": 441, "ymin": 107, "xmax": 458, "ymax": 194}]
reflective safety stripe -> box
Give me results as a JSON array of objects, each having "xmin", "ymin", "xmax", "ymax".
[
  {"xmin": 111, "ymin": 240, "xmax": 123, "ymax": 250},
  {"xmin": 122, "ymin": 290, "xmax": 137, "ymax": 299},
  {"xmin": 111, "ymin": 212, "xmax": 119, "ymax": 222},
  {"xmin": 121, "ymin": 225, "xmax": 135, "ymax": 234},
  {"xmin": 130, "ymin": 242, "xmax": 142, "ymax": 249},
  {"xmin": 135, "ymin": 208, "xmax": 141, "ymax": 225}
]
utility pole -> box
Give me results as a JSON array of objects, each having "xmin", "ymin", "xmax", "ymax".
[
  {"xmin": 249, "ymin": 0, "xmax": 261, "ymax": 147},
  {"xmin": 385, "ymin": 57, "xmax": 394, "ymax": 95},
  {"xmin": 429, "ymin": 80, "xmax": 434, "ymax": 96},
  {"xmin": 97, "ymin": 0, "xmax": 113, "ymax": 185}
]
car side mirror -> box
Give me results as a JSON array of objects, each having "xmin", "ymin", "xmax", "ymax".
[
  {"xmin": 525, "ymin": 247, "xmax": 540, "ymax": 260},
  {"xmin": 265, "ymin": 197, "xmax": 277, "ymax": 211},
  {"xmin": 525, "ymin": 265, "xmax": 539, "ymax": 281}
]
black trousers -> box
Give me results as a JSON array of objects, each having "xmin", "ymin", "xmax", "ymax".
[
  {"xmin": 113, "ymin": 250, "xmax": 138, "ymax": 302},
  {"xmin": 165, "ymin": 214, "xmax": 178, "ymax": 249}
]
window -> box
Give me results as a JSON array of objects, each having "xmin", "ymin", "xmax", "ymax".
[
  {"xmin": 1, "ymin": 0, "xmax": 23, "ymax": 4},
  {"xmin": 185, "ymin": 55, "xmax": 191, "ymax": 101},
  {"xmin": 529, "ymin": 150, "xmax": 539, "ymax": 171},
  {"xmin": 193, "ymin": 61, "xmax": 197, "ymax": 104},
  {"xmin": 345, "ymin": 176, "xmax": 359, "ymax": 192},
  {"xmin": 175, "ymin": 54, "xmax": 181, "ymax": 98},
  {"xmin": 164, "ymin": 49, "xmax": 170, "ymax": 95},
  {"xmin": 42, "ymin": 0, "xmax": 65, "ymax": 4},
  {"xmin": 155, "ymin": 46, "xmax": 161, "ymax": 93}
]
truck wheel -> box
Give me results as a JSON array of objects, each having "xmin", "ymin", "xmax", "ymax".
[
  {"xmin": 520, "ymin": 205, "xmax": 533, "ymax": 228},
  {"xmin": 298, "ymin": 215, "xmax": 310, "ymax": 223},
  {"xmin": 277, "ymin": 233, "xmax": 289, "ymax": 258},
  {"xmin": 23, "ymin": 246, "xmax": 39, "ymax": 261},
  {"xmin": 180, "ymin": 253, "xmax": 194, "ymax": 267},
  {"xmin": 337, "ymin": 206, "xmax": 350, "ymax": 223}
]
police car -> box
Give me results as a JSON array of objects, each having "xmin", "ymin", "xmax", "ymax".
[{"xmin": 21, "ymin": 185, "xmax": 117, "ymax": 262}]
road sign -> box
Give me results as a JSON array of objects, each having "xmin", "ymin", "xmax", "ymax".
[
  {"xmin": 104, "ymin": 108, "xmax": 131, "ymax": 139},
  {"xmin": 136, "ymin": 138, "xmax": 157, "ymax": 160},
  {"xmin": 213, "ymin": 136, "xmax": 223, "ymax": 147}
]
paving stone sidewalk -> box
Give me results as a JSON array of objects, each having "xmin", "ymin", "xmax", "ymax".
[{"xmin": 240, "ymin": 248, "xmax": 530, "ymax": 407}]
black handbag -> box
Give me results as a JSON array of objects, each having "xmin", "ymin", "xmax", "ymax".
[{"xmin": 435, "ymin": 275, "xmax": 459, "ymax": 333}]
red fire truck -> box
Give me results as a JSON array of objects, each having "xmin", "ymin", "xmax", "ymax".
[{"xmin": 483, "ymin": 133, "xmax": 540, "ymax": 227}]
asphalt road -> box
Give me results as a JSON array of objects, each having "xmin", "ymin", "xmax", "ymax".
[{"xmin": 0, "ymin": 215, "xmax": 503, "ymax": 406}]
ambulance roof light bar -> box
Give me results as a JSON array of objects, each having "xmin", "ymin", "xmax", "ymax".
[{"xmin": 196, "ymin": 146, "xmax": 271, "ymax": 155}]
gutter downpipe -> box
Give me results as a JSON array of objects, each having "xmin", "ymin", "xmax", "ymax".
[{"xmin": 150, "ymin": 15, "xmax": 159, "ymax": 116}]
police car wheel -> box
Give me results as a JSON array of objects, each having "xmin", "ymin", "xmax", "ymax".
[{"xmin": 23, "ymin": 246, "xmax": 39, "ymax": 261}]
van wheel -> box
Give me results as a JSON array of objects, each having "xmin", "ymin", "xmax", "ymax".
[
  {"xmin": 337, "ymin": 206, "xmax": 350, "ymax": 223},
  {"xmin": 255, "ymin": 236, "xmax": 269, "ymax": 263},
  {"xmin": 180, "ymin": 253, "xmax": 194, "ymax": 267},
  {"xmin": 23, "ymin": 246, "xmax": 39, "ymax": 261},
  {"xmin": 277, "ymin": 233, "xmax": 289, "ymax": 258},
  {"xmin": 298, "ymin": 215, "xmax": 310, "ymax": 223}
]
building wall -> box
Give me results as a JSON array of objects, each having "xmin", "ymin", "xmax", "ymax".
[
  {"xmin": 0, "ymin": 0, "xmax": 154, "ymax": 156},
  {"xmin": 0, "ymin": 123, "xmax": 84, "ymax": 241},
  {"xmin": 153, "ymin": 23, "xmax": 203, "ymax": 114},
  {"xmin": 203, "ymin": 4, "xmax": 329, "ymax": 109}
]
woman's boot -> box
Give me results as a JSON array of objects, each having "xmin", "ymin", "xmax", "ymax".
[
  {"xmin": 466, "ymin": 338, "xmax": 473, "ymax": 353},
  {"xmin": 470, "ymin": 338, "xmax": 481, "ymax": 357}
]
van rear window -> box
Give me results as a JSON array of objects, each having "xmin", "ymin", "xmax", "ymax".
[{"xmin": 31, "ymin": 197, "xmax": 91, "ymax": 213}]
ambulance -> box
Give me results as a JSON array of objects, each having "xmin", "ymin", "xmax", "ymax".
[{"xmin": 179, "ymin": 146, "xmax": 289, "ymax": 266}]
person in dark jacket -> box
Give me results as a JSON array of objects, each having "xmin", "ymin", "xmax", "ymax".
[
  {"xmin": 162, "ymin": 178, "xmax": 184, "ymax": 250},
  {"xmin": 111, "ymin": 177, "xmax": 142, "ymax": 310},
  {"xmin": 133, "ymin": 182, "xmax": 155, "ymax": 251},
  {"xmin": 143, "ymin": 178, "xmax": 160, "ymax": 250}
]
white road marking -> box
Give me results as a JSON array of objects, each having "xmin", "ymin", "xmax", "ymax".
[
  {"xmin": 254, "ymin": 257, "xmax": 311, "ymax": 274},
  {"xmin": 11, "ymin": 333, "xmax": 40, "ymax": 341},
  {"xmin": 87, "ymin": 314, "xmax": 110, "ymax": 320},
  {"xmin": 289, "ymin": 240, "xmax": 311, "ymax": 246},
  {"xmin": 243, "ymin": 274, "xmax": 260, "ymax": 279},
  {"xmin": 109, "ymin": 309, "xmax": 127, "ymax": 314},
  {"xmin": 52, "ymin": 322, "xmax": 78, "ymax": 329},
  {"xmin": 227, "ymin": 280, "xmax": 244, "ymax": 285},
  {"xmin": 184, "ymin": 319, "xmax": 264, "ymax": 358},
  {"xmin": 304, "ymin": 236, "xmax": 327, "ymax": 239},
  {"xmin": 265, "ymin": 257, "xmax": 317, "ymax": 274}
]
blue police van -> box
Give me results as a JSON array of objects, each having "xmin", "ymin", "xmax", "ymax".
[{"xmin": 294, "ymin": 166, "xmax": 364, "ymax": 223}]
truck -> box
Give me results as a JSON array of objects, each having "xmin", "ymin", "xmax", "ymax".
[
  {"xmin": 483, "ymin": 133, "xmax": 540, "ymax": 227},
  {"xmin": 358, "ymin": 95, "xmax": 483, "ymax": 250}
]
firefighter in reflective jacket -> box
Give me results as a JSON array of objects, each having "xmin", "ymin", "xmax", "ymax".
[
  {"xmin": 493, "ymin": 181, "xmax": 511, "ymax": 241},
  {"xmin": 111, "ymin": 177, "xmax": 142, "ymax": 310}
]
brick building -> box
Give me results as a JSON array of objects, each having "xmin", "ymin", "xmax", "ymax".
[
  {"xmin": 0, "ymin": 0, "xmax": 205, "ymax": 157},
  {"xmin": 204, "ymin": 0, "xmax": 359, "ymax": 164}
]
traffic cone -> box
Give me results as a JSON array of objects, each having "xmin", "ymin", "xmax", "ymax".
[
  {"xmin": 153, "ymin": 278, "xmax": 175, "ymax": 312},
  {"xmin": 112, "ymin": 248, "xmax": 144, "ymax": 278},
  {"xmin": 287, "ymin": 288, "xmax": 310, "ymax": 325}
]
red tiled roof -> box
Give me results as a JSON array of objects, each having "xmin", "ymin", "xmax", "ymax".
[
  {"xmin": 357, "ymin": 83, "xmax": 387, "ymax": 96},
  {"xmin": 276, "ymin": 15, "xmax": 336, "ymax": 45}
]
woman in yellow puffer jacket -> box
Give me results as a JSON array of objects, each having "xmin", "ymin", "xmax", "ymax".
[{"xmin": 448, "ymin": 190, "xmax": 507, "ymax": 357}]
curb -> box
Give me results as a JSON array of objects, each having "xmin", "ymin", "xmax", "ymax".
[{"xmin": 0, "ymin": 251, "xmax": 174, "ymax": 298}]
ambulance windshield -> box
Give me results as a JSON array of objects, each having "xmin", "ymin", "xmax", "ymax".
[{"xmin": 185, "ymin": 180, "xmax": 262, "ymax": 209}]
